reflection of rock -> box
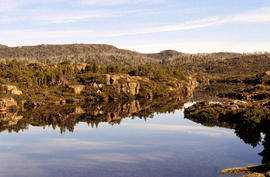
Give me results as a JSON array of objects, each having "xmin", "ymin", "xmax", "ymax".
[
  {"xmin": 105, "ymin": 100, "xmax": 141, "ymax": 122},
  {"xmin": 259, "ymin": 130, "xmax": 270, "ymax": 164},
  {"xmin": 221, "ymin": 131, "xmax": 270, "ymax": 176},
  {"xmin": 120, "ymin": 82, "xmax": 140, "ymax": 96},
  {"xmin": 0, "ymin": 98, "xmax": 18, "ymax": 111},
  {"xmin": 2, "ymin": 85, "xmax": 22, "ymax": 95},
  {"xmin": 185, "ymin": 101, "xmax": 270, "ymax": 177},
  {"xmin": 0, "ymin": 96, "xmax": 186, "ymax": 133},
  {"xmin": 74, "ymin": 106, "xmax": 85, "ymax": 114},
  {"xmin": 0, "ymin": 112, "xmax": 23, "ymax": 126},
  {"xmin": 23, "ymin": 101, "xmax": 41, "ymax": 109},
  {"xmin": 185, "ymin": 101, "xmax": 264, "ymax": 147},
  {"xmin": 68, "ymin": 85, "xmax": 85, "ymax": 94}
]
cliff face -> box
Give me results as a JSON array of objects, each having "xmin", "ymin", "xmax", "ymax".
[
  {"xmin": 0, "ymin": 85, "xmax": 22, "ymax": 111},
  {"xmin": 2, "ymin": 85, "xmax": 22, "ymax": 95},
  {"xmin": 0, "ymin": 73, "xmax": 197, "ymax": 112},
  {"xmin": 177, "ymin": 77, "xmax": 198, "ymax": 98},
  {"xmin": 104, "ymin": 74, "xmax": 142, "ymax": 96},
  {"xmin": 79, "ymin": 73, "xmax": 197, "ymax": 102}
]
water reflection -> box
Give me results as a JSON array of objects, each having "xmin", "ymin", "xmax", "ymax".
[
  {"xmin": 0, "ymin": 97, "xmax": 186, "ymax": 133},
  {"xmin": 0, "ymin": 97, "xmax": 263, "ymax": 177},
  {"xmin": 185, "ymin": 108, "xmax": 270, "ymax": 174}
]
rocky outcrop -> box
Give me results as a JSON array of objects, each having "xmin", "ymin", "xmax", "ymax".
[
  {"xmin": 185, "ymin": 100, "xmax": 254, "ymax": 120},
  {"xmin": 177, "ymin": 77, "xmax": 198, "ymax": 97},
  {"xmin": 1, "ymin": 85, "xmax": 22, "ymax": 95},
  {"xmin": 76, "ymin": 63, "xmax": 87, "ymax": 71},
  {"xmin": 104, "ymin": 74, "xmax": 141, "ymax": 96},
  {"xmin": 221, "ymin": 164, "xmax": 270, "ymax": 177}
]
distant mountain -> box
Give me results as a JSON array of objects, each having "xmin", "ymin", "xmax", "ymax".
[
  {"xmin": 147, "ymin": 50, "xmax": 184, "ymax": 60},
  {"xmin": 0, "ymin": 44, "xmax": 191, "ymax": 65},
  {"xmin": 0, "ymin": 44, "xmax": 269, "ymax": 73},
  {"xmin": 0, "ymin": 44, "xmax": 8, "ymax": 48},
  {"xmin": 0, "ymin": 44, "xmax": 160, "ymax": 65}
]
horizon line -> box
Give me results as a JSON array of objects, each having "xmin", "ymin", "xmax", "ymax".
[{"xmin": 1, "ymin": 42, "xmax": 270, "ymax": 55}]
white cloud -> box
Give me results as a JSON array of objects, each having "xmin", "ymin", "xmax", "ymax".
[
  {"xmin": 1, "ymin": 6, "xmax": 270, "ymax": 52},
  {"xmin": 99, "ymin": 7, "xmax": 270, "ymax": 37},
  {"xmin": 0, "ymin": 0, "xmax": 163, "ymax": 13},
  {"xmin": 0, "ymin": 0, "xmax": 58, "ymax": 12},
  {"xmin": 83, "ymin": 152, "xmax": 173, "ymax": 163},
  {"xmin": 225, "ymin": 6, "xmax": 270, "ymax": 23},
  {"xmin": 0, "ymin": 138, "xmax": 148, "ymax": 152},
  {"xmin": 40, "ymin": 11, "xmax": 110, "ymax": 24},
  {"xmin": 40, "ymin": 9, "xmax": 149, "ymax": 24},
  {"xmin": 0, "ymin": 153, "xmax": 45, "ymax": 177},
  {"xmin": 99, "ymin": 17, "xmax": 220, "ymax": 37},
  {"xmin": 78, "ymin": 0, "xmax": 165, "ymax": 6},
  {"xmin": 1, "ymin": 30, "xmax": 270, "ymax": 53},
  {"xmin": 0, "ymin": 8, "xmax": 151, "ymax": 24},
  {"xmin": 122, "ymin": 123, "xmax": 233, "ymax": 137},
  {"xmin": 0, "ymin": 0, "xmax": 22, "ymax": 12}
]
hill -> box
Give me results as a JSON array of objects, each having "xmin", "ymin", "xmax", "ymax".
[
  {"xmin": 0, "ymin": 44, "xmax": 270, "ymax": 76},
  {"xmin": 169, "ymin": 52, "xmax": 270, "ymax": 76},
  {"xmin": 0, "ymin": 44, "xmax": 8, "ymax": 48},
  {"xmin": 0, "ymin": 44, "xmax": 160, "ymax": 65},
  {"xmin": 146, "ymin": 50, "xmax": 184, "ymax": 60}
]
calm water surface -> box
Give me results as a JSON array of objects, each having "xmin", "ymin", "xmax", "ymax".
[{"xmin": 0, "ymin": 103, "xmax": 262, "ymax": 177}]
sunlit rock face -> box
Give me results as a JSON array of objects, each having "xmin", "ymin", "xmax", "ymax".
[
  {"xmin": 1, "ymin": 85, "xmax": 22, "ymax": 95},
  {"xmin": 75, "ymin": 63, "xmax": 87, "ymax": 71},
  {"xmin": 177, "ymin": 77, "xmax": 198, "ymax": 98},
  {"xmin": 104, "ymin": 74, "xmax": 197, "ymax": 98},
  {"xmin": 104, "ymin": 74, "xmax": 141, "ymax": 96}
]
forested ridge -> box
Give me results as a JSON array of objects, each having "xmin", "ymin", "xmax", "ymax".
[{"xmin": 1, "ymin": 44, "xmax": 269, "ymax": 76}]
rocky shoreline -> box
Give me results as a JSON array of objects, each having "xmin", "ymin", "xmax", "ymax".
[
  {"xmin": 184, "ymin": 72, "xmax": 270, "ymax": 177},
  {"xmin": 0, "ymin": 73, "xmax": 197, "ymax": 112}
]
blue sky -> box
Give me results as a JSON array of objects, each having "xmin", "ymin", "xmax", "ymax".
[{"xmin": 0, "ymin": 0, "xmax": 270, "ymax": 53}]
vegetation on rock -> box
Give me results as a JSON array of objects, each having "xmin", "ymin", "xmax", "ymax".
[{"xmin": 0, "ymin": 59, "xmax": 193, "ymax": 109}]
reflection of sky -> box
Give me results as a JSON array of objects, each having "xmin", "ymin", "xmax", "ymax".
[{"xmin": 0, "ymin": 110, "xmax": 263, "ymax": 177}]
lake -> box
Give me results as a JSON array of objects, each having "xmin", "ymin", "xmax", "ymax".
[{"xmin": 0, "ymin": 100, "xmax": 264, "ymax": 177}]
